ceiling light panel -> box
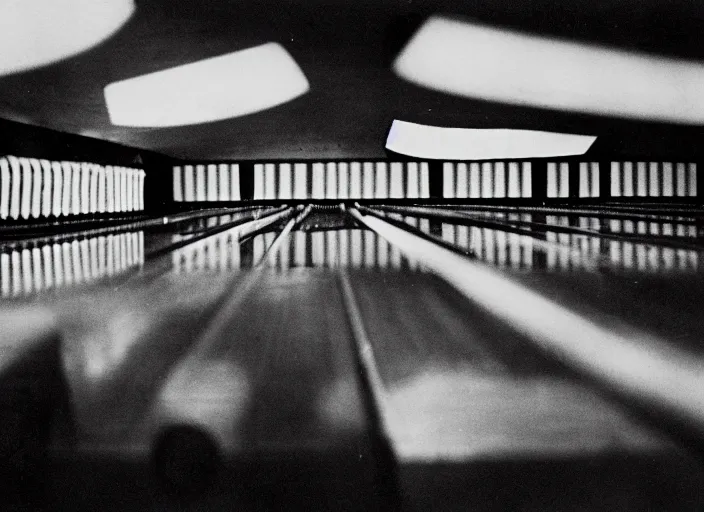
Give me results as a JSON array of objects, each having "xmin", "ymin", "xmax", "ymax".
[
  {"xmin": 386, "ymin": 120, "xmax": 596, "ymax": 160},
  {"xmin": 104, "ymin": 43, "xmax": 310, "ymax": 127},
  {"xmin": 0, "ymin": 0, "xmax": 134, "ymax": 75},
  {"xmin": 394, "ymin": 16, "xmax": 704, "ymax": 124}
]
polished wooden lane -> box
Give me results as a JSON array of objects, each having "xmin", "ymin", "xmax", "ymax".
[
  {"xmin": 2, "ymin": 207, "xmax": 704, "ymax": 510},
  {"xmin": 344, "ymin": 268, "xmax": 704, "ymax": 511}
]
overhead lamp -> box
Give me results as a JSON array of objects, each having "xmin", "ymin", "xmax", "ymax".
[
  {"xmin": 0, "ymin": 0, "xmax": 134, "ymax": 75},
  {"xmin": 386, "ymin": 120, "xmax": 596, "ymax": 160},
  {"xmin": 104, "ymin": 43, "xmax": 310, "ymax": 127},
  {"xmin": 394, "ymin": 16, "xmax": 704, "ymax": 124}
]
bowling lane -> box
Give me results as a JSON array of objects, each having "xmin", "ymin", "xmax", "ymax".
[
  {"xmin": 343, "ymin": 268, "xmax": 704, "ymax": 510},
  {"xmin": 381, "ymin": 210, "xmax": 704, "ymax": 358},
  {"xmin": 0, "ymin": 207, "xmax": 282, "ymax": 300}
]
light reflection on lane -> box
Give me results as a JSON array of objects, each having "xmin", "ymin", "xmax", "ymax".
[
  {"xmin": 0, "ymin": 231, "xmax": 144, "ymax": 299},
  {"xmin": 394, "ymin": 213, "xmax": 700, "ymax": 273},
  {"xmin": 171, "ymin": 228, "xmax": 426, "ymax": 273}
]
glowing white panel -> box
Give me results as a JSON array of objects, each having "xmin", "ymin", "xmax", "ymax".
[
  {"xmin": 264, "ymin": 163, "xmax": 276, "ymax": 200},
  {"xmin": 80, "ymin": 163, "xmax": 90, "ymax": 214},
  {"xmin": 390, "ymin": 162, "xmax": 404, "ymax": 199},
  {"xmin": 507, "ymin": 162, "xmax": 520, "ymax": 198},
  {"xmin": 386, "ymin": 119, "xmax": 595, "ymax": 160},
  {"xmin": 649, "ymin": 162, "xmax": 660, "ymax": 197},
  {"xmin": 375, "ymin": 162, "xmax": 388, "ymax": 199},
  {"xmin": 579, "ymin": 162, "xmax": 589, "ymax": 198},
  {"xmin": 89, "ymin": 165, "xmax": 99, "ymax": 213},
  {"xmin": 610, "ymin": 162, "xmax": 621, "ymax": 197},
  {"xmin": 122, "ymin": 168, "xmax": 130, "ymax": 212},
  {"xmin": 108, "ymin": 166, "xmax": 118, "ymax": 212},
  {"xmin": 406, "ymin": 162, "xmax": 420, "ymax": 199},
  {"xmin": 19, "ymin": 158, "xmax": 32, "ymax": 219},
  {"xmin": 350, "ymin": 162, "xmax": 362, "ymax": 199},
  {"xmin": 494, "ymin": 162, "xmax": 506, "ymax": 198},
  {"xmin": 172, "ymin": 166, "xmax": 183, "ymax": 202},
  {"xmin": 51, "ymin": 162, "xmax": 62, "ymax": 217},
  {"xmin": 312, "ymin": 163, "xmax": 325, "ymax": 199},
  {"xmin": 195, "ymin": 165, "xmax": 206, "ymax": 202},
  {"xmin": 662, "ymin": 163, "xmax": 674, "ymax": 197},
  {"xmin": 30, "ymin": 159, "xmax": 42, "ymax": 218},
  {"xmin": 253, "ymin": 164, "xmax": 265, "ymax": 200},
  {"xmin": 207, "ymin": 164, "xmax": 218, "ymax": 201},
  {"xmin": 420, "ymin": 162, "xmax": 430, "ymax": 198},
  {"xmin": 590, "ymin": 162, "xmax": 600, "ymax": 198},
  {"xmin": 183, "ymin": 165, "xmax": 195, "ymax": 202},
  {"xmin": 279, "ymin": 163, "xmax": 292, "ymax": 200},
  {"xmin": 293, "ymin": 163, "xmax": 307, "ymax": 199},
  {"xmin": 469, "ymin": 163, "xmax": 481, "ymax": 198},
  {"xmin": 41, "ymin": 160, "xmax": 54, "ymax": 217},
  {"xmin": 481, "ymin": 162, "xmax": 493, "ymax": 198},
  {"xmin": 326, "ymin": 163, "xmax": 337, "ymax": 200},
  {"xmin": 138, "ymin": 170, "xmax": 145, "ymax": 210},
  {"xmin": 105, "ymin": 43, "xmax": 309, "ymax": 127},
  {"xmin": 395, "ymin": 15, "xmax": 704, "ymax": 124},
  {"xmin": 217, "ymin": 164, "xmax": 230, "ymax": 201},
  {"xmin": 0, "ymin": 0, "xmax": 134, "ymax": 76},
  {"xmin": 338, "ymin": 162, "xmax": 350, "ymax": 199},
  {"xmin": 230, "ymin": 164, "xmax": 240, "ymax": 200},
  {"xmin": 113, "ymin": 167, "xmax": 122, "ymax": 212},
  {"xmin": 362, "ymin": 162, "xmax": 375, "ymax": 199},
  {"xmin": 455, "ymin": 163, "xmax": 468, "ymax": 198},
  {"xmin": 558, "ymin": 162, "xmax": 569, "ymax": 198},
  {"xmin": 688, "ymin": 163, "xmax": 697, "ymax": 196},
  {"xmin": 636, "ymin": 162, "xmax": 647, "ymax": 197},
  {"xmin": 0, "ymin": 158, "xmax": 9, "ymax": 219},
  {"xmin": 521, "ymin": 162, "xmax": 532, "ymax": 198},
  {"xmin": 65, "ymin": 162, "xmax": 78, "ymax": 215},
  {"xmin": 131, "ymin": 169, "xmax": 139, "ymax": 211},
  {"xmin": 676, "ymin": 163, "xmax": 687, "ymax": 196},
  {"xmin": 443, "ymin": 163, "xmax": 455, "ymax": 199},
  {"xmin": 547, "ymin": 163, "xmax": 558, "ymax": 198},
  {"xmin": 623, "ymin": 162, "xmax": 634, "ymax": 197}
]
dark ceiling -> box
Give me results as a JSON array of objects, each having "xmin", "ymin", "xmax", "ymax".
[{"xmin": 2, "ymin": 0, "xmax": 704, "ymax": 161}]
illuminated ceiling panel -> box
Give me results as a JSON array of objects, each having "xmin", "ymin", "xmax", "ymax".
[
  {"xmin": 0, "ymin": 0, "xmax": 134, "ymax": 75},
  {"xmin": 394, "ymin": 16, "xmax": 704, "ymax": 124},
  {"xmin": 386, "ymin": 120, "xmax": 596, "ymax": 160},
  {"xmin": 104, "ymin": 43, "xmax": 310, "ymax": 127}
]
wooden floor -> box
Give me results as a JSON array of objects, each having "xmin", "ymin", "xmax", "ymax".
[{"xmin": 1, "ymin": 206, "xmax": 703, "ymax": 511}]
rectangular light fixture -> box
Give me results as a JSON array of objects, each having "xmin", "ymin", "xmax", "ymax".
[
  {"xmin": 386, "ymin": 119, "xmax": 596, "ymax": 160},
  {"xmin": 394, "ymin": 16, "xmax": 704, "ymax": 124},
  {"xmin": 105, "ymin": 43, "xmax": 309, "ymax": 127}
]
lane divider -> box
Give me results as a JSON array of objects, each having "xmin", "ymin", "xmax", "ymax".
[{"xmin": 348, "ymin": 207, "xmax": 704, "ymax": 436}]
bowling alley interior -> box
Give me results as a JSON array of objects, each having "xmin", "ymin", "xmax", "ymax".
[{"xmin": 3, "ymin": 0, "xmax": 704, "ymax": 510}]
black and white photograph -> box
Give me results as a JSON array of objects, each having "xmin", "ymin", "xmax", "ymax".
[{"xmin": 0, "ymin": 0, "xmax": 703, "ymax": 510}]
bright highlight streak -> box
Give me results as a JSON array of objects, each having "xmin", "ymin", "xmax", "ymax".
[
  {"xmin": 394, "ymin": 16, "xmax": 704, "ymax": 124},
  {"xmin": 353, "ymin": 210, "xmax": 704, "ymax": 431},
  {"xmin": 105, "ymin": 43, "xmax": 309, "ymax": 127},
  {"xmin": 386, "ymin": 120, "xmax": 596, "ymax": 160},
  {"xmin": 0, "ymin": 0, "xmax": 134, "ymax": 76}
]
